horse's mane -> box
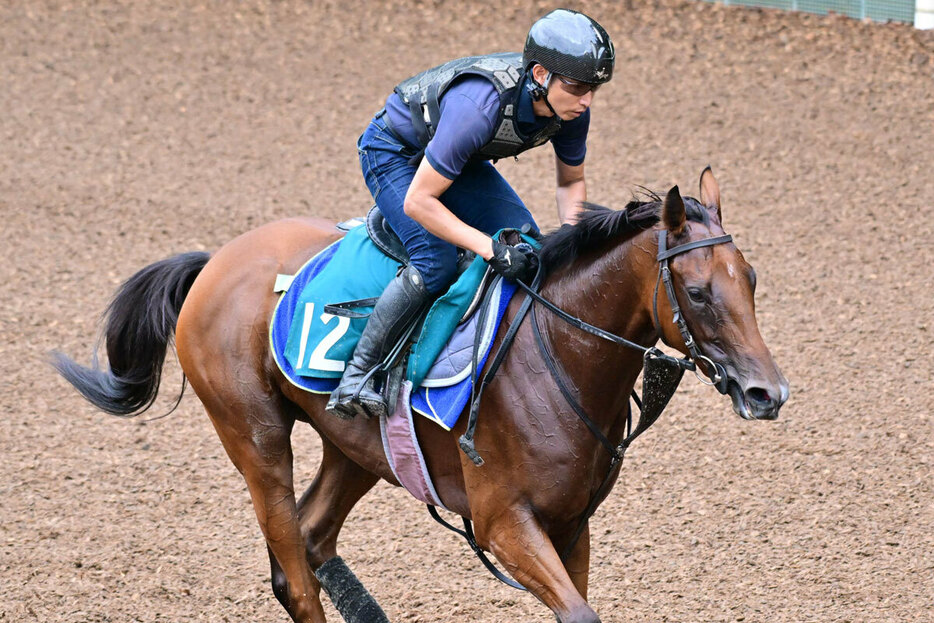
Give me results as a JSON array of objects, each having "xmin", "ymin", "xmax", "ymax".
[{"xmin": 538, "ymin": 194, "xmax": 710, "ymax": 275}]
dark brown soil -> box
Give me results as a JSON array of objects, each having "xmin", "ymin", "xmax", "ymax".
[{"xmin": 2, "ymin": 1, "xmax": 932, "ymax": 621}]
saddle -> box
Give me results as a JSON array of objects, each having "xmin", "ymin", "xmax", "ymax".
[
  {"xmin": 327, "ymin": 207, "xmax": 500, "ymax": 412},
  {"xmin": 362, "ymin": 206, "xmax": 480, "ymax": 277},
  {"xmin": 364, "ymin": 206, "xmax": 409, "ymax": 265},
  {"xmin": 275, "ymin": 213, "xmax": 540, "ymax": 422},
  {"xmin": 338, "ymin": 206, "xmax": 488, "ymax": 323}
]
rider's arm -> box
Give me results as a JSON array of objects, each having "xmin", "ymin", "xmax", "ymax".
[
  {"xmin": 555, "ymin": 158, "xmax": 586, "ymax": 224},
  {"xmin": 552, "ymin": 107, "xmax": 590, "ymax": 224},
  {"xmin": 403, "ymin": 79, "xmax": 500, "ymax": 260},
  {"xmin": 404, "ymin": 159, "xmax": 495, "ymax": 260}
]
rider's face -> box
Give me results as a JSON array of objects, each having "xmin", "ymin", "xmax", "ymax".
[
  {"xmin": 548, "ymin": 75, "xmax": 596, "ymax": 120},
  {"xmin": 531, "ymin": 64, "xmax": 597, "ymax": 121}
]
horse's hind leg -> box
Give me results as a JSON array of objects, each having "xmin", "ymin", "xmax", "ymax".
[
  {"xmin": 200, "ymin": 396, "xmax": 326, "ymax": 623},
  {"xmin": 265, "ymin": 434, "xmax": 387, "ymax": 621},
  {"xmin": 294, "ymin": 436, "xmax": 379, "ymax": 566},
  {"xmin": 285, "ymin": 436, "xmax": 389, "ymax": 622}
]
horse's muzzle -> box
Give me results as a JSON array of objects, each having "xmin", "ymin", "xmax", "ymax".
[{"xmin": 727, "ymin": 378, "xmax": 789, "ymax": 421}]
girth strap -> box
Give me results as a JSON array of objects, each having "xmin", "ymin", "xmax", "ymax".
[{"xmin": 426, "ymin": 505, "xmax": 528, "ymax": 592}]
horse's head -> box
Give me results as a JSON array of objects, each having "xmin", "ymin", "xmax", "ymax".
[{"xmin": 656, "ymin": 168, "xmax": 789, "ymax": 420}]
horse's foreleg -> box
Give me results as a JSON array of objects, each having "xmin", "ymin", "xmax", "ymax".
[
  {"xmin": 478, "ymin": 509, "xmax": 599, "ymax": 623},
  {"xmin": 202, "ymin": 399, "xmax": 326, "ymax": 623}
]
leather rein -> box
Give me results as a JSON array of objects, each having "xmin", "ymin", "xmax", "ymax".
[{"xmin": 431, "ymin": 228, "xmax": 734, "ymax": 591}]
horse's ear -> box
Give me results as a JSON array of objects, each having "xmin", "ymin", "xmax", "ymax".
[
  {"xmin": 699, "ymin": 166, "xmax": 722, "ymax": 222},
  {"xmin": 662, "ymin": 185, "xmax": 686, "ymax": 235}
]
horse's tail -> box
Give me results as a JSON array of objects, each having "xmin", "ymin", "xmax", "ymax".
[{"xmin": 52, "ymin": 251, "xmax": 211, "ymax": 417}]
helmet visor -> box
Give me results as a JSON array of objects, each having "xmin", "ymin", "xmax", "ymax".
[{"xmin": 554, "ymin": 75, "xmax": 601, "ymax": 97}]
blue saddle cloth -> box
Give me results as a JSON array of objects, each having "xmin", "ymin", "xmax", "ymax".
[{"xmin": 270, "ymin": 223, "xmax": 521, "ymax": 430}]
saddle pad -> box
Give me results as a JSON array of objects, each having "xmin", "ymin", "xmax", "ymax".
[
  {"xmin": 271, "ymin": 255, "xmax": 520, "ymax": 429},
  {"xmin": 270, "ymin": 238, "xmax": 345, "ymax": 395},
  {"xmin": 282, "ymin": 224, "xmax": 401, "ymax": 378},
  {"xmin": 279, "ymin": 222, "xmax": 514, "ymax": 386},
  {"xmin": 410, "ymin": 277, "xmax": 518, "ymax": 430}
]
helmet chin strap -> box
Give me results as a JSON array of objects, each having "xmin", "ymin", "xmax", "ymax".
[{"xmin": 530, "ymin": 70, "xmax": 559, "ymax": 118}]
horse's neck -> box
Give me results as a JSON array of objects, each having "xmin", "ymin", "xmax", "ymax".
[{"xmin": 537, "ymin": 231, "xmax": 658, "ymax": 428}]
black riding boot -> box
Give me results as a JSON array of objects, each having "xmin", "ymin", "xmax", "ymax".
[{"xmin": 326, "ymin": 265, "xmax": 430, "ymax": 419}]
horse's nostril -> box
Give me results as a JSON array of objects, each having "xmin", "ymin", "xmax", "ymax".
[{"xmin": 746, "ymin": 386, "xmax": 772, "ymax": 406}]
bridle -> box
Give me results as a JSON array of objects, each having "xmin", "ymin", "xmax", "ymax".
[
  {"xmin": 653, "ymin": 229, "xmax": 733, "ymax": 394},
  {"xmin": 517, "ymin": 228, "xmax": 734, "ymax": 390},
  {"xmin": 435, "ymin": 225, "xmax": 735, "ymax": 590}
]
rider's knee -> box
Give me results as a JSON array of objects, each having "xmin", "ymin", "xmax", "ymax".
[
  {"xmin": 424, "ymin": 264, "xmax": 458, "ymax": 295},
  {"xmin": 410, "ymin": 254, "xmax": 458, "ymax": 295}
]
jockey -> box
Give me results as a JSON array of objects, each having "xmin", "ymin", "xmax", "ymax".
[{"xmin": 327, "ymin": 8, "xmax": 615, "ymax": 419}]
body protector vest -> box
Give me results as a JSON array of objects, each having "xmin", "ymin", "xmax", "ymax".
[{"xmin": 393, "ymin": 52, "xmax": 562, "ymax": 160}]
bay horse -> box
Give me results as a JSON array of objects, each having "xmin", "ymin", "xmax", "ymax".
[{"xmin": 54, "ymin": 168, "xmax": 788, "ymax": 623}]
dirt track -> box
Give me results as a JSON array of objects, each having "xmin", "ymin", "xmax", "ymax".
[{"xmin": 2, "ymin": 1, "xmax": 933, "ymax": 621}]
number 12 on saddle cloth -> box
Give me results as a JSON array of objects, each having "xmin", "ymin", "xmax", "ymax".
[
  {"xmin": 282, "ymin": 225, "xmax": 399, "ymax": 378},
  {"xmin": 276, "ymin": 223, "xmax": 531, "ymax": 405}
]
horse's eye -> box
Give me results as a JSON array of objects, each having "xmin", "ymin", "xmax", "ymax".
[{"xmin": 687, "ymin": 288, "xmax": 707, "ymax": 304}]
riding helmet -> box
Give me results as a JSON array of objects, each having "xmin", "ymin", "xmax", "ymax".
[{"xmin": 522, "ymin": 9, "xmax": 615, "ymax": 84}]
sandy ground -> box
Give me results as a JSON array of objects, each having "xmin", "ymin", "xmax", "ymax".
[{"xmin": 1, "ymin": 1, "xmax": 932, "ymax": 621}]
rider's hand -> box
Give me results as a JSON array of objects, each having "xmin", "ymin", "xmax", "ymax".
[{"xmin": 488, "ymin": 240, "xmax": 538, "ymax": 283}]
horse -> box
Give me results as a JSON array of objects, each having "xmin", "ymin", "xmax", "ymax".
[{"xmin": 54, "ymin": 168, "xmax": 788, "ymax": 623}]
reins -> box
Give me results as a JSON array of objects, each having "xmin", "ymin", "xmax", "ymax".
[{"xmin": 429, "ymin": 227, "xmax": 734, "ymax": 591}]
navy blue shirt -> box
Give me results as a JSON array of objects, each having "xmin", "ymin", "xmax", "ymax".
[{"xmin": 385, "ymin": 74, "xmax": 589, "ymax": 180}]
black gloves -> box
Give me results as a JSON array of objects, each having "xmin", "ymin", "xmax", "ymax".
[{"xmin": 488, "ymin": 240, "xmax": 538, "ymax": 283}]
